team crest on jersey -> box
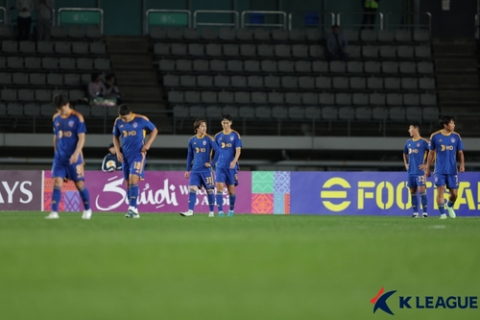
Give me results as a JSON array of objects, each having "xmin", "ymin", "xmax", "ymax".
[
  {"xmin": 56, "ymin": 122, "xmax": 60, "ymax": 126},
  {"xmin": 451, "ymin": 138, "xmax": 455, "ymax": 143},
  {"xmin": 133, "ymin": 122, "xmax": 138, "ymax": 128},
  {"xmin": 68, "ymin": 121, "xmax": 74, "ymax": 127},
  {"xmin": 203, "ymin": 141, "xmax": 207, "ymax": 145},
  {"xmin": 416, "ymin": 143, "xmax": 420, "ymax": 147},
  {"xmin": 230, "ymin": 136, "xmax": 234, "ymax": 141}
]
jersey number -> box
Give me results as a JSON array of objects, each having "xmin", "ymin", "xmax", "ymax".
[{"xmin": 134, "ymin": 161, "xmax": 142, "ymax": 173}]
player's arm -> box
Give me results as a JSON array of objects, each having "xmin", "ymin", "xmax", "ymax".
[
  {"xmin": 69, "ymin": 132, "xmax": 85, "ymax": 164},
  {"xmin": 424, "ymin": 150, "xmax": 434, "ymax": 177},
  {"xmin": 458, "ymin": 150, "xmax": 465, "ymax": 173},
  {"xmin": 185, "ymin": 143, "xmax": 193, "ymax": 179},
  {"xmin": 230, "ymin": 147, "xmax": 241, "ymax": 169},
  {"xmin": 403, "ymin": 153, "xmax": 409, "ymax": 170},
  {"xmin": 53, "ymin": 135, "xmax": 57, "ymax": 153},
  {"xmin": 141, "ymin": 123, "xmax": 158, "ymax": 153},
  {"xmin": 113, "ymin": 135, "xmax": 123, "ymax": 163}
]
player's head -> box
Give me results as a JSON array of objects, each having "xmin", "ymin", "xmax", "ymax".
[
  {"xmin": 408, "ymin": 122, "xmax": 420, "ymax": 137},
  {"xmin": 332, "ymin": 24, "xmax": 340, "ymax": 34},
  {"xmin": 52, "ymin": 93, "xmax": 70, "ymax": 111},
  {"xmin": 221, "ymin": 114, "xmax": 233, "ymax": 131},
  {"xmin": 91, "ymin": 72, "xmax": 101, "ymax": 82},
  {"xmin": 193, "ymin": 118, "xmax": 207, "ymax": 135},
  {"xmin": 118, "ymin": 104, "xmax": 133, "ymax": 121},
  {"xmin": 108, "ymin": 143, "xmax": 115, "ymax": 154},
  {"xmin": 439, "ymin": 115, "xmax": 455, "ymax": 132}
]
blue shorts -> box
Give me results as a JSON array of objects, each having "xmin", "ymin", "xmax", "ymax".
[
  {"xmin": 123, "ymin": 153, "xmax": 146, "ymax": 180},
  {"xmin": 407, "ymin": 174, "xmax": 426, "ymax": 189},
  {"xmin": 52, "ymin": 156, "xmax": 84, "ymax": 182},
  {"xmin": 189, "ymin": 171, "xmax": 215, "ymax": 190},
  {"xmin": 434, "ymin": 174, "xmax": 459, "ymax": 189},
  {"xmin": 215, "ymin": 168, "xmax": 238, "ymax": 186}
]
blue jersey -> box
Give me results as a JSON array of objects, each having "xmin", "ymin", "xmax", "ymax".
[
  {"xmin": 53, "ymin": 110, "xmax": 86, "ymax": 164},
  {"xmin": 186, "ymin": 134, "xmax": 219, "ymax": 172},
  {"xmin": 429, "ymin": 130, "xmax": 464, "ymax": 175},
  {"xmin": 404, "ymin": 138, "xmax": 429, "ymax": 175},
  {"xmin": 112, "ymin": 114, "xmax": 156, "ymax": 161},
  {"xmin": 214, "ymin": 130, "xmax": 242, "ymax": 169}
]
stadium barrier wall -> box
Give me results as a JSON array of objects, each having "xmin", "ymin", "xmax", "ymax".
[{"xmin": 1, "ymin": 171, "xmax": 479, "ymax": 216}]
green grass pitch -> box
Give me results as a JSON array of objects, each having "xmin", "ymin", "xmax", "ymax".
[{"xmin": 0, "ymin": 212, "xmax": 479, "ymax": 320}]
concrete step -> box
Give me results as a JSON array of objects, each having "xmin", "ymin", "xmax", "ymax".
[
  {"xmin": 121, "ymin": 86, "xmax": 163, "ymax": 101},
  {"xmin": 110, "ymin": 54, "xmax": 153, "ymax": 69},
  {"xmin": 438, "ymin": 90, "xmax": 480, "ymax": 104},
  {"xmin": 115, "ymin": 71, "xmax": 158, "ymax": 86},
  {"xmin": 435, "ymin": 58, "xmax": 477, "ymax": 72},
  {"xmin": 433, "ymin": 38, "xmax": 476, "ymax": 56},
  {"xmin": 436, "ymin": 74, "xmax": 479, "ymax": 89},
  {"xmin": 106, "ymin": 35, "xmax": 149, "ymax": 53}
]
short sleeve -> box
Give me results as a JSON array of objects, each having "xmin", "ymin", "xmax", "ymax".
[
  {"xmin": 144, "ymin": 119, "xmax": 156, "ymax": 132},
  {"xmin": 458, "ymin": 138, "xmax": 465, "ymax": 151},
  {"xmin": 234, "ymin": 133, "xmax": 243, "ymax": 148},
  {"xmin": 112, "ymin": 120, "xmax": 120, "ymax": 137},
  {"xmin": 428, "ymin": 137, "xmax": 435, "ymax": 151},
  {"xmin": 403, "ymin": 142, "xmax": 408, "ymax": 154}
]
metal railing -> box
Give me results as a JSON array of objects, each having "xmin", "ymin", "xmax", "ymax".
[
  {"xmin": 145, "ymin": 9, "xmax": 191, "ymax": 34},
  {"xmin": 193, "ymin": 10, "xmax": 238, "ymax": 28},
  {"xmin": 337, "ymin": 11, "xmax": 384, "ymax": 30},
  {"xmin": 241, "ymin": 10, "xmax": 287, "ymax": 29},
  {"xmin": 287, "ymin": 11, "xmax": 335, "ymax": 30},
  {"xmin": 57, "ymin": 7, "xmax": 104, "ymax": 33},
  {"xmin": 0, "ymin": 7, "xmax": 6, "ymax": 25},
  {"xmin": 385, "ymin": 11, "xmax": 432, "ymax": 31}
]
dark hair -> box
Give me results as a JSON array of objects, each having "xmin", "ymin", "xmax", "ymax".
[
  {"xmin": 118, "ymin": 104, "xmax": 131, "ymax": 116},
  {"xmin": 332, "ymin": 24, "xmax": 340, "ymax": 29},
  {"xmin": 221, "ymin": 114, "xmax": 232, "ymax": 122},
  {"xmin": 91, "ymin": 73, "xmax": 100, "ymax": 82},
  {"xmin": 52, "ymin": 93, "xmax": 69, "ymax": 109},
  {"xmin": 193, "ymin": 118, "xmax": 206, "ymax": 133},
  {"xmin": 439, "ymin": 115, "xmax": 454, "ymax": 127},
  {"xmin": 105, "ymin": 73, "xmax": 115, "ymax": 81},
  {"xmin": 409, "ymin": 122, "xmax": 420, "ymax": 129}
]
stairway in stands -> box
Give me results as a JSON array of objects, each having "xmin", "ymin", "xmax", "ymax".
[
  {"xmin": 434, "ymin": 38, "xmax": 480, "ymax": 134},
  {"xmin": 105, "ymin": 36, "xmax": 170, "ymax": 132}
]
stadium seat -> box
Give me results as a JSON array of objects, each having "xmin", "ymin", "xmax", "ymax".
[
  {"xmin": 256, "ymin": 105, "xmax": 272, "ymax": 119},
  {"xmin": 40, "ymin": 103, "xmax": 53, "ymax": 117},
  {"xmin": 272, "ymin": 106, "xmax": 288, "ymax": 119},
  {"xmin": 302, "ymin": 93, "xmax": 318, "ymax": 105},
  {"xmin": 227, "ymin": 60, "xmax": 243, "ymax": 72},
  {"xmin": 343, "ymin": 29, "xmax": 358, "ymax": 41},
  {"xmin": 264, "ymin": 75, "xmax": 280, "ymax": 88},
  {"xmin": 24, "ymin": 103, "xmax": 40, "ymax": 117},
  {"xmin": 0, "ymin": 25, "xmax": 14, "ymax": 38},
  {"xmin": 223, "ymin": 105, "xmax": 238, "ymax": 118},
  {"xmin": 336, "ymin": 93, "xmax": 352, "ymax": 105},
  {"xmin": 281, "ymin": 76, "xmax": 298, "ymax": 89},
  {"xmin": 370, "ymin": 93, "xmax": 386, "ymax": 105},
  {"xmin": 350, "ymin": 77, "xmax": 366, "ymax": 89},
  {"xmin": 166, "ymin": 28, "xmax": 183, "ymax": 40},
  {"xmin": 2, "ymin": 40, "xmax": 18, "ymax": 53},
  {"xmin": 403, "ymin": 93, "xmax": 420, "ymax": 106},
  {"xmin": 184, "ymin": 28, "xmax": 200, "ymax": 40},
  {"xmin": 245, "ymin": 60, "xmax": 260, "ymax": 73},
  {"xmin": 234, "ymin": 92, "xmax": 250, "ymax": 104},
  {"xmin": 295, "ymin": 61, "xmax": 311, "ymax": 73},
  {"xmin": 236, "ymin": 29, "xmax": 253, "ymax": 41},
  {"xmin": 419, "ymin": 78, "xmax": 435, "ymax": 90},
  {"xmin": 338, "ymin": 106, "xmax": 355, "ymax": 120},
  {"xmin": 19, "ymin": 41, "xmax": 35, "ymax": 53},
  {"xmin": 278, "ymin": 60, "xmax": 294, "ymax": 73},
  {"xmin": 214, "ymin": 75, "xmax": 230, "ymax": 87},
  {"xmin": 95, "ymin": 58, "xmax": 111, "ymax": 71},
  {"xmin": 177, "ymin": 59, "xmax": 193, "ymax": 72},
  {"xmin": 171, "ymin": 43, "xmax": 187, "ymax": 56},
  {"xmin": 173, "ymin": 105, "xmax": 189, "ymax": 118},
  {"xmin": 7, "ymin": 56, "xmax": 24, "ymax": 69},
  {"xmin": 309, "ymin": 45, "xmax": 325, "ymax": 58},
  {"xmin": 0, "ymin": 72, "xmax": 11, "ymax": 85},
  {"xmin": 353, "ymin": 93, "xmax": 369, "ymax": 105},
  {"xmin": 423, "ymin": 106, "xmax": 439, "ymax": 121},
  {"xmin": 413, "ymin": 29, "xmax": 430, "ymax": 42},
  {"xmin": 238, "ymin": 106, "xmax": 255, "ymax": 118},
  {"xmin": 90, "ymin": 42, "xmax": 106, "ymax": 54},
  {"xmin": 184, "ymin": 91, "xmax": 200, "ymax": 103},
  {"xmin": 35, "ymin": 89, "xmax": 51, "ymax": 102},
  {"xmin": 360, "ymin": 29, "xmax": 377, "ymax": 42},
  {"xmin": 399, "ymin": 62, "xmax": 416, "ymax": 74},
  {"xmin": 322, "ymin": 106, "xmax": 338, "ymax": 120},
  {"xmin": 258, "ymin": 44, "xmax": 274, "ymax": 57},
  {"xmin": 379, "ymin": 46, "xmax": 396, "ymax": 58},
  {"xmin": 289, "ymin": 29, "xmax": 306, "ymax": 42},
  {"xmin": 254, "ymin": 29, "xmax": 270, "ymax": 41},
  {"xmin": 367, "ymin": 77, "xmax": 383, "ymax": 89},
  {"xmin": 289, "ymin": 106, "xmax": 305, "ymax": 119},
  {"xmin": 206, "ymin": 105, "xmax": 221, "ymax": 117},
  {"xmin": 206, "ymin": 44, "xmax": 222, "ymax": 57},
  {"xmin": 417, "ymin": 61, "xmax": 434, "ymax": 74},
  {"xmin": 224, "ymin": 44, "xmax": 240, "ymax": 57},
  {"xmin": 378, "ymin": 30, "xmax": 394, "ymax": 42},
  {"xmin": 298, "ymin": 76, "xmax": 315, "ymax": 89},
  {"xmin": 347, "ymin": 61, "xmax": 363, "ymax": 73},
  {"xmin": 7, "ymin": 103, "xmax": 24, "ymax": 116},
  {"xmin": 1, "ymin": 88, "xmax": 17, "ymax": 101},
  {"xmin": 268, "ymin": 92, "xmax": 284, "ymax": 104},
  {"xmin": 389, "ymin": 107, "xmax": 406, "ymax": 120},
  {"xmin": 285, "ymin": 92, "xmax": 301, "ymax": 104},
  {"xmin": 333, "ymin": 77, "xmax": 349, "ymax": 89},
  {"xmin": 240, "ymin": 44, "xmax": 256, "ymax": 57},
  {"xmin": 150, "ymin": 27, "xmax": 166, "ymax": 40},
  {"xmin": 47, "ymin": 73, "xmax": 63, "ymax": 86},
  {"xmin": 68, "ymin": 25, "xmax": 84, "ymax": 38},
  {"xmin": 275, "ymin": 44, "xmax": 291, "ymax": 58},
  {"xmin": 384, "ymin": 77, "xmax": 400, "ymax": 90},
  {"xmin": 0, "ymin": 103, "xmax": 6, "ymax": 116},
  {"xmin": 59, "ymin": 58, "xmax": 76, "ymax": 70},
  {"xmin": 312, "ymin": 61, "xmax": 328, "ymax": 73},
  {"xmin": 69, "ymin": 90, "xmax": 85, "ymax": 101},
  {"xmin": 406, "ymin": 106, "xmax": 422, "ymax": 121},
  {"xmin": 159, "ymin": 59, "xmax": 175, "ymax": 71},
  {"xmin": 395, "ymin": 29, "xmax": 412, "ymax": 42},
  {"xmin": 180, "ymin": 75, "xmax": 195, "ymax": 87},
  {"xmin": 315, "ymin": 76, "xmax": 331, "ymax": 89},
  {"xmin": 252, "ymin": 92, "xmax": 268, "ymax": 104},
  {"xmin": 197, "ymin": 75, "xmax": 213, "ymax": 88},
  {"xmin": 305, "ymin": 106, "xmax": 321, "ymax": 119},
  {"xmin": 346, "ymin": 45, "xmax": 361, "ymax": 58},
  {"xmin": 386, "ymin": 93, "xmax": 403, "ymax": 106},
  {"xmin": 163, "ymin": 75, "xmax": 179, "ymax": 87},
  {"xmin": 272, "ymin": 29, "xmax": 288, "ymax": 41},
  {"xmin": 210, "ymin": 60, "xmax": 226, "ymax": 72},
  {"xmin": 218, "ymin": 91, "xmax": 234, "ymax": 103},
  {"xmin": 201, "ymin": 28, "xmax": 217, "ymax": 40},
  {"xmin": 364, "ymin": 61, "xmax": 381, "ymax": 73},
  {"xmin": 414, "ymin": 45, "xmax": 431, "ymax": 58},
  {"xmin": 219, "ymin": 28, "xmax": 236, "ymax": 41},
  {"xmin": 401, "ymin": 77, "xmax": 418, "ymax": 90},
  {"xmin": 168, "ymin": 91, "xmax": 184, "ymax": 103},
  {"xmin": 231, "ymin": 76, "xmax": 247, "ymax": 88},
  {"xmin": 362, "ymin": 45, "xmax": 379, "ymax": 58},
  {"xmin": 24, "ymin": 57, "xmax": 41, "ymax": 69},
  {"xmin": 55, "ymin": 41, "xmax": 71, "ymax": 54},
  {"xmin": 319, "ymin": 93, "xmax": 334, "ymax": 105},
  {"xmin": 64, "ymin": 74, "xmax": 81, "ymax": 86},
  {"xmin": 77, "ymin": 58, "xmax": 93, "ymax": 70},
  {"xmin": 420, "ymin": 93, "xmax": 437, "ymax": 105},
  {"xmin": 397, "ymin": 46, "xmax": 414, "ymax": 58},
  {"xmin": 193, "ymin": 60, "xmax": 209, "ymax": 72},
  {"xmin": 355, "ymin": 106, "xmax": 372, "ymax": 120},
  {"xmin": 306, "ymin": 29, "xmax": 323, "ymax": 41},
  {"xmin": 30, "ymin": 73, "xmax": 46, "ymax": 86},
  {"xmin": 330, "ymin": 61, "xmax": 346, "ymax": 73},
  {"xmin": 382, "ymin": 61, "xmax": 399, "ymax": 74},
  {"xmin": 72, "ymin": 42, "xmax": 89, "ymax": 54},
  {"xmin": 37, "ymin": 41, "xmax": 53, "ymax": 53},
  {"xmin": 372, "ymin": 106, "xmax": 388, "ymax": 120},
  {"xmin": 292, "ymin": 44, "xmax": 309, "ymax": 58}
]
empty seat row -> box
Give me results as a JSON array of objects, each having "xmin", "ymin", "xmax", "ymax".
[
  {"xmin": 151, "ymin": 27, "xmax": 430, "ymax": 43},
  {"xmin": 0, "ymin": 102, "xmax": 116, "ymax": 118},
  {"xmin": 173, "ymin": 105, "xmax": 439, "ymax": 121},
  {"xmin": 0, "ymin": 25, "xmax": 102, "ymax": 39},
  {"xmin": 164, "ymin": 75, "xmax": 435, "ymax": 91},
  {"xmin": 0, "ymin": 56, "xmax": 111, "ymax": 70},
  {"xmin": 0, "ymin": 72, "xmax": 92, "ymax": 86},
  {"xmin": 168, "ymin": 91, "xmax": 437, "ymax": 106},
  {"xmin": 1, "ymin": 40, "xmax": 107, "ymax": 54},
  {"xmin": 154, "ymin": 43, "xmax": 431, "ymax": 59},
  {"xmin": 159, "ymin": 59, "xmax": 434, "ymax": 74},
  {"xmin": 1, "ymin": 88, "xmax": 86, "ymax": 102}
]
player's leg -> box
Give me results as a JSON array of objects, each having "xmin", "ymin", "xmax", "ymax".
[
  {"xmin": 418, "ymin": 185, "xmax": 428, "ymax": 217},
  {"xmin": 434, "ymin": 174, "xmax": 448, "ymax": 219},
  {"xmin": 204, "ymin": 171, "xmax": 216, "ymax": 217},
  {"xmin": 70, "ymin": 161, "xmax": 92, "ymax": 220},
  {"xmin": 126, "ymin": 174, "xmax": 140, "ymax": 218},
  {"xmin": 215, "ymin": 168, "xmax": 226, "ymax": 217},
  {"xmin": 180, "ymin": 172, "xmax": 201, "ymax": 217},
  {"xmin": 408, "ymin": 175, "xmax": 418, "ymax": 217},
  {"xmin": 46, "ymin": 162, "xmax": 66, "ymax": 219},
  {"xmin": 445, "ymin": 175, "xmax": 459, "ymax": 218},
  {"xmin": 226, "ymin": 169, "xmax": 238, "ymax": 217}
]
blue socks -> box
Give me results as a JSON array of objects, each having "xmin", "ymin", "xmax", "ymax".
[
  {"xmin": 78, "ymin": 186, "xmax": 91, "ymax": 210},
  {"xmin": 411, "ymin": 193, "xmax": 418, "ymax": 213},
  {"xmin": 438, "ymin": 204, "xmax": 445, "ymax": 215},
  {"xmin": 51, "ymin": 186, "xmax": 61, "ymax": 212},
  {"xmin": 216, "ymin": 192, "xmax": 223, "ymax": 212},
  {"xmin": 129, "ymin": 184, "xmax": 139, "ymax": 208},
  {"xmin": 447, "ymin": 200, "xmax": 454, "ymax": 208},
  {"xmin": 420, "ymin": 193, "xmax": 427, "ymax": 214},
  {"xmin": 207, "ymin": 191, "xmax": 215, "ymax": 212},
  {"xmin": 188, "ymin": 191, "xmax": 197, "ymax": 211},
  {"xmin": 229, "ymin": 194, "xmax": 236, "ymax": 212}
]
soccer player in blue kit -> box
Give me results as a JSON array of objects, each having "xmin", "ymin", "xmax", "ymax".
[
  {"xmin": 45, "ymin": 94, "xmax": 92, "ymax": 219},
  {"xmin": 403, "ymin": 123, "xmax": 429, "ymax": 218},
  {"xmin": 425, "ymin": 116, "xmax": 465, "ymax": 219},
  {"xmin": 112, "ymin": 104, "xmax": 158, "ymax": 218},
  {"xmin": 180, "ymin": 119, "xmax": 219, "ymax": 217},
  {"xmin": 213, "ymin": 115, "xmax": 242, "ymax": 217}
]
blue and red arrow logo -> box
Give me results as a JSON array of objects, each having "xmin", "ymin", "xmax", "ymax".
[{"xmin": 371, "ymin": 287, "xmax": 397, "ymax": 315}]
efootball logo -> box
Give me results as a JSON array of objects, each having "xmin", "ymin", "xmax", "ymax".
[{"xmin": 371, "ymin": 287, "xmax": 397, "ymax": 315}]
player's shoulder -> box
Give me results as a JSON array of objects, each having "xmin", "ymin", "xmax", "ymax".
[
  {"xmin": 214, "ymin": 131, "xmax": 223, "ymax": 138},
  {"xmin": 134, "ymin": 114, "xmax": 150, "ymax": 122},
  {"xmin": 71, "ymin": 110, "xmax": 85, "ymax": 122},
  {"xmin": 452, "ymin": 131, "xmax": 462, "ymax": 139},
  {"xmin": 113, "ymin": 116, "xmax": 122, "ymax": 126},
  {"xmin": 206, "ymin": 134, "xmax": 215, "ymax": 141},
  {"xmin": 429, "ymin": 130, "xmax": 442, "ymax": 139},
  {"xmin": 52, "ymin": 111, "xmax": 61, "ymax": 121},
  {"xmin": 188, "ymin": 135, "xmax": 196, "ymax": 143},
  {"xmin": 420, "ymin": 137, "xmax": 429, "ymax": 144},
  {"xmin": 231, "ymin": 130, "xmax": 241, "ymax": 139}
]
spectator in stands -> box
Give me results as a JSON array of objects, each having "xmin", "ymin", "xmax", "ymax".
[
  {"xmin": 16, "ymin": 0, "xmax": 34, "ymax": 41},
  {"xmin": 104, "ymin": 73, "xmax": 122, "ymax": 104},
  {"xmin": 326, "ymin": 25, "xmax": 348, "ymax": 61},
  {"xmin": 35, "ymin": 0, "xmax": 53, "ymax": 41},
  {"xmin": 102, "ymin": 143, "xmax": 122, "ymax": 173},
  {"xmin": 361, "ymin": 0, "xmax": 380, "ymax": 29},
  {"xmin": 88, "ymin": 73, "xmax": 106, "ymax": 100}
]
